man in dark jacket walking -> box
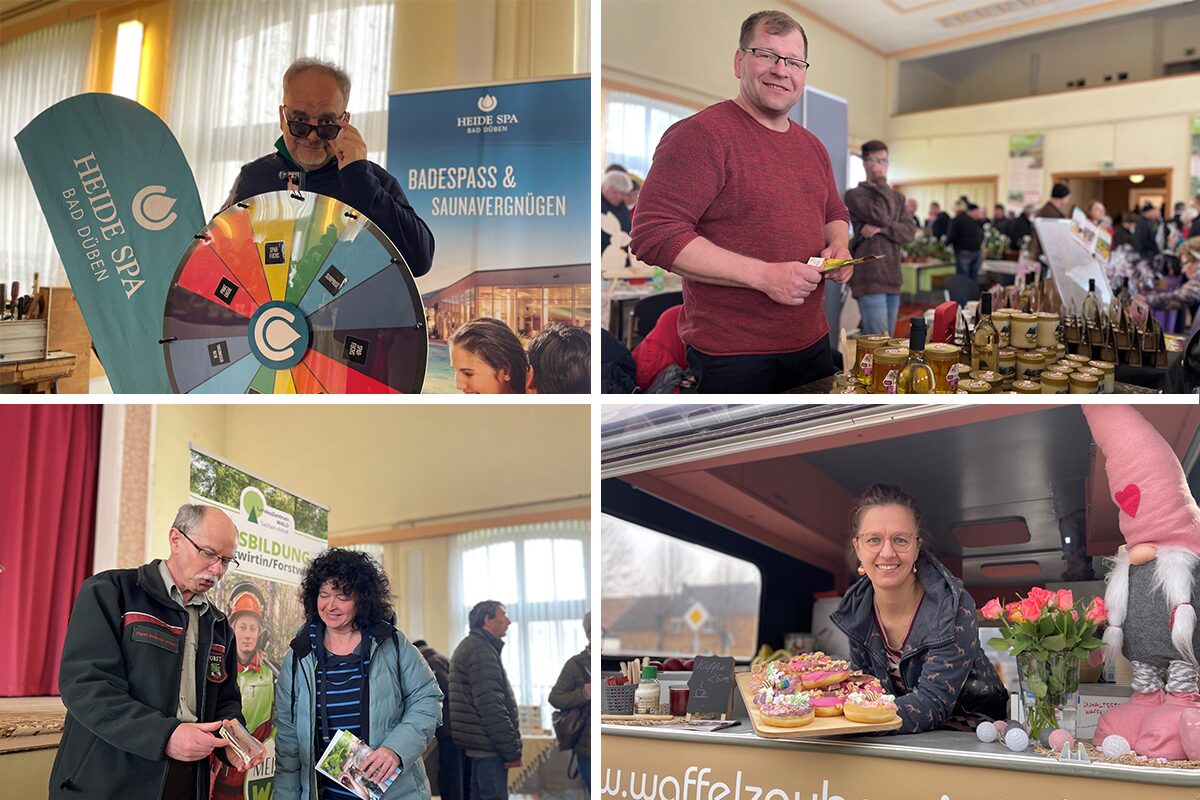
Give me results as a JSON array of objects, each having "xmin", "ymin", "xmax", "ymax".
[
  {"xmin": 946, "ymin": 202, "xmax": 984, "ymax": 281},
  {"xmin": 416, "ymin": 639, "xmax": 465, "ymax": 800},
  {"xmin": 50, "ymin": 504, "xmax": 257, "ymax": 800},
  {"xmin": 223, "ymin": 57, "xmax": 434, "ymax": 277},
  {"xmin": 450, "ymin": 601, "xmax": 522, "ymax": 800}
]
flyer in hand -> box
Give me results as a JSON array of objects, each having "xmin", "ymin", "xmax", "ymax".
[
  {"xmin": 218, "ymin": 718, "xmax": 265, "ymax": 767},
  {"xmin": 316, "ymin": 729, "xmax": 401, "ymax": 800}
]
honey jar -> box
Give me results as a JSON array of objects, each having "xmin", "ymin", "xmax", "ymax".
[
  {"xmin": 854, "ymin": 335, "xmax": 892, "ymax": 387},
  {"xmin": 872, "ymin": 347, "xmax": 909, "ymax": 395},
  {"xmin": 1088, "ymin": 360, "xmax": 1116, "ymax": 394},
  {"xmin": 992, "ymin": 309, "xmax": 1013, "ymax": 348},
  {"xmin": 1010, "ymin": 312, "xmax": 1039, "ymax": 350},
  {"xmin": 958, "ymin": 379, "xmax": 992, "ymax": 394},
  {"xmin": 997, "ymin": 348, "xmax": 1017, "ymax": 390},
  {"xmin": 1012, "ymin": 380, "xmax": 1042, "ymax": 394},
  {"xmin": 1016, "ymin": 351, "xmax": 1046, "ymax": 381},
  {"xmin": 1040, "ymin": 371, "xmax": 1069, "ymax": 394},
  {"xmin": 1069, "ymin": 372, "xmax": 1101, "ymax": 394},
  {"xmin": 924, "ymin": 343, "xmax": 962, "ymax": 394},
  {"xmin": 1036, "ymin": 312, "xmax": 1060, "ymax": 347},
  {"xmin": 974, "ymin": 370, "xmax": 1003, "ymax": 392}
]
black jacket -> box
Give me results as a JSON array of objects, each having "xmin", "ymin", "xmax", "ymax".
[
  {"xmin": 946, "ymin": 213, "xmax": 983, "ymax": 253},
  {"xmin": 930, "ymin": 211, "xmax": 951, "ymax": 240},
  {"xmin": 50, "ymin": 561, "xmax": 242, "ymax": 800},
  {"xmin": 448, "ymin": 628, "xmax": 521, "ymax": 761},
  {"xmin": 417, "ymin": 642, "xmax": 453, "ymax": 739},
  {"xmin": 830, "ymin": 554, "xmax": 1008, "ymax": 734},
  {"xmin": 223, "ymin": 138, "xmax": 435, "ymax": 277}
]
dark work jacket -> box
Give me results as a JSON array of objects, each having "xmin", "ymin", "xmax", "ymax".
[
  {"xmin": 448, "ymin": 628, "xmax": 521, "ymax": 762},
  {"xmin": 830, "ymin": 554, "xmax": 1008, "ymax": 734},
  {"xmin": 50, "ymin": 561, "xmax": 242, "ymax": 800},
  {"xmin": 417, "ymin": 642, "xmax": 453, "ymax": 739},
  {"xmin": 223, "ymin": 138, "xmax": 435, "ymax": 277},
  {"xmin": 930, "ymin": 211, "xmax": 951, "ymax": 240},
  {"xmin": 946, "ymin": 213, "xmax": 983, "ymax": 253}
]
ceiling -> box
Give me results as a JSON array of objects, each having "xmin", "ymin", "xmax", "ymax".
[
  {"xmin": 790, "ymin": 0, "xmax": 1194, "ymax": 57},
  {"xmin": 614, "ymin": 405, "xmax": 1200, "ymax": 592}
]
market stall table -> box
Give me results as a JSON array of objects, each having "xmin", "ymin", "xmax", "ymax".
[
  {"xmin": 509, "ymin": 733, "xmax": 557, "ymax": 792},
  {"xmin": 602, "ymin": 722, "xmax": 1200, "ymax": 800},
  {"xmin": 900, "ymin": 260, "xmax": 955, "ymax": 301},
  {"xmin": 784, "ymin": 374, "xmax": 1160, "ymax": 394}
]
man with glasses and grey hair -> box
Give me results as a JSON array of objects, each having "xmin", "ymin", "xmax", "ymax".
[
  {"xmin": 50, "ymin": 504, "xmax": 261, "ymax": 800},
  {"xmin": 223, "ymin": 57, "xmax": 434, "ymax": 277},
  {"xmin": 630, "ymin": 9, "xmax": 853, "ymax": 393}
]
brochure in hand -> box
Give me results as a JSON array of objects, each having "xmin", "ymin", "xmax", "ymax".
[{"xmin": 316, "ymin": 729, "xmax": 402, "ymax": 800}]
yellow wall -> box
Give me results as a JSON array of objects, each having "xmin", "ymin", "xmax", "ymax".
[
  {"xmin": 148, "ymin": 404, "xmax": 229, "ymax": 559},
  {"xmin": 383, "ymin": 536, "xmax": 452, "ymax": 652},
  {"xmin": 391, "ymin": 0, "xmax": 585, "ymax": 92},
  {"xmin": 886, "ymin": 73, "xmax": 1200, "ymax": 207},
  {"xmin": 601, "ymin": 0, "xmax": 889, "ymax": 148}
]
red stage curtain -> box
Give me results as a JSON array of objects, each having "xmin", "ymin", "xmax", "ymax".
[{"xmin": 0, "ymin": 405, "xmax": 102, "ymax": 696}]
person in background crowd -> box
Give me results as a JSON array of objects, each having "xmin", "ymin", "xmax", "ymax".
[
  {"xmin": 51, "ymin": 505, "xmax": 259, "ymax": 800},
  {"xmin": 1135, "ymin": 236, "xmax": 1200, "ymax": 316},
  {"xmin": 450, "ymin": 602, "xmax": 522, "ymax": 800},
  {"xmin": 414, "ymin": 640, "xmax": 464, "ymax": 800},
  {"xmin": 450, "ymin": 318, "xmax": 528, "ymax": 395},
  {"xmin": 527, "ymin": 323, "xmax": 591, "ymax": 393},
  {"xmin": 625, "ymin": 172, "xmax": 643, "ymax": 214},
  {"xmin": 1131, "ymin": 203, "xmax": 1162, "ymax": 259},
  {"xmin": 844, "ymin": 140, "xmax": 916, "ymax": 336},
  {"xmin": 600, "ymin": 170, "xmax": 634, "ymax": 263},
  {"xmin": 1085, "ymin": 200, "xmax": 1110, "ymax": 232},
  {"xmin": 990, "ymin": 204, "xmax": 1009, "ymax": 237},
  {"xmin": 548, "ymin": 613, "xmax": 592, "ymax": 794},
  {"xmin": 905, "ymin": 197, "xmax": 921, "ymax": 229},
  {"xmin": 1189, "ymin": 193, "xmax": 1200, "ymax": 238},
  {"xmin": 1113, "ymin": 213, "xmax": 1138, "ymax": 250},
  {"xmin": 947, "ymin": 200, "xmax": 983, "ymax": 280},
  {"xmin": 275, "ymin": 549, "xmax": 442, "ymax": 800},
  {"xmin": 1171, "ymin": 201, "xmax": 1187, "ymax": 231},
  {"xmin": 928, "ymin": 202, "xmax": 951, "ymax": 239},
  {"xmin": 1008, "ymin": 205, "xmax": 1034, "ymax": 249},
  {"xmin": 630, "ymin": 9, "xmax": 853, "ymax": 393},
  {"xmin": 968, "ymin": 202, "xmax": 986, "ymax": 223},
  {"xmin": 1029, "ymin": 183, "xmax": 1072, "ymax": 261},
  {"xmin": 224, "ymin": 57, "xmax": 433, "ymax": 277}
]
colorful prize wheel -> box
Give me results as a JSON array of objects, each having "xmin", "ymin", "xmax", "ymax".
[{"xmin": 162, "ymin": 191, "xmax": 426, "ymax": 393}]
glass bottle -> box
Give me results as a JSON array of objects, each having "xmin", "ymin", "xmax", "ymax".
[
  {"xmin": 972, "ymin": 291, "xmax": 999, "ymax": 373},
  {"xmin": 1082, "ymin": 278, "xmax": 1102, "ymax": 330},
  {"xmin": 899, "ymin": 317, "xmax": 935, "ymax": 394}
]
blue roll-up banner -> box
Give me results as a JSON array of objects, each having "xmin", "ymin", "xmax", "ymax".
[
  {"xmin": 16, "ymin": 93, "xmax": 204, "ymax": 393},
  {"xmin": 387, "ymin": 76, "xmax": 590, "ymax": 392}
]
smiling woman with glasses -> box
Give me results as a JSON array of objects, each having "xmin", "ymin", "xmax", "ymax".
[{"xmin": 828, "ymin": 484, "xmax": 1008, "ymax": 734}]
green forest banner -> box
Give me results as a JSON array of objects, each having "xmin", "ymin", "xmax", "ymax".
[{"xmin": 189, "ymin": 447, "xmax": 329, "ymax": 800}]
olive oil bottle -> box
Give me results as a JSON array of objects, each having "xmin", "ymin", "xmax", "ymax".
[
  {"xmin": 899, "ymin": 317, "xmax": 935, "ymax": 394},
  {"xmin": 972, "ymin": 291, "xmax": 999, "ymax": 373}
]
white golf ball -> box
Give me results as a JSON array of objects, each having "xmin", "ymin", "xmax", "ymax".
[
  {"xmin": 976, "ymin": 721, "xmax": 998, "ymax": 743},
  {"xmin": 1005, "ymin": 727, "xmax": 1030, "ymax": 752},
  {"xmin": 1101, "ymin": 735, "xmax": 1131, "ymax": 758}
]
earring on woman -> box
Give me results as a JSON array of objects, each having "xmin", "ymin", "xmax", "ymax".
[{"xmin": 857, "ymin": 564, "xmax": 866, "ymax": 576}]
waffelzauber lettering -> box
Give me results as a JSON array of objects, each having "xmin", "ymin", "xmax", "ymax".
[{"xmin": 62, "ymin": 152, "xmax": 146, "ymax": 299}]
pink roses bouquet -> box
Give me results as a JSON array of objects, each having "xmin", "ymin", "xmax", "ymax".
[{"xmin": 980, "ymin": 588, "xmax": 1108, "ymax": 738}]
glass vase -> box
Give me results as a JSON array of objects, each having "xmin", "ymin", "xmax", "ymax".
[{"xmin": 1016, "ymin": 650, "xmax": 1080, "ymax": 739}]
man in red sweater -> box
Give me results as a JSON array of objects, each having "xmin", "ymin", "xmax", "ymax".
[{"xmin": 629, "ymin": 9, "xmax": 853, "ymax": 394}]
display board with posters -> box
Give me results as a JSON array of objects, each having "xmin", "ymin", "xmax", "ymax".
[
  {"xmin": 188, "ymin": 447, "xmax": 329, "ymax": 799},
  {"xmin": 1008, "ymin": 133, "xmax": 1045, "ymax": 207},
  {"xmin": 386, "ymin": 76, "xmax": 590, "ymax": 392}
]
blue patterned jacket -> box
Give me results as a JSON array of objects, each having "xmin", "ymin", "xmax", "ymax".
[{"xmin": 830, "ymin": 554, "xmax": 1008, "ymax": 733}]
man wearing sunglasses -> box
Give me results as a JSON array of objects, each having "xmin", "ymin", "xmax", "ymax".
[
  {"xmin": 629, "ymin": 10, "xmax": 852, "ymax": 394},
  {"xmin": 223, "ymin": 57, "xmax": 434, "ymax": 278},
  {"xmin": 51, "ymin": 504, "xmax": 262, "ymax": 800}
]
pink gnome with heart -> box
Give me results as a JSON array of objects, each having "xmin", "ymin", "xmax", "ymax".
[{"xmin": 1084, "ymin": 405, "xmax": 1200, "ymax": 760}]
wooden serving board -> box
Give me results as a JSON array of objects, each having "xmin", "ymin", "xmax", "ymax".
[
  {"xmin": 736, "ymin": 673, "xmax": 902, "ymax": 739},
  {"xmin": 601, "ymin": 714, "xmax": 675, "ymax": 721}
]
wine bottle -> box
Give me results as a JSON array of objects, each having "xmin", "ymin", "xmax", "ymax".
[
  {"xmin": 899, "ymin": 317, "xmax": 935, "ymax": 394},
  {"xmin": 1082, "ymin": 278, "xmax": 1101, "ymax": 329},
  {"xmin": 972, "ymin": 291, "xmax": 998, "ymax": 373}
]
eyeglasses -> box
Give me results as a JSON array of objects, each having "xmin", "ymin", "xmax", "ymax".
[
  {"xmin": 857, "ymin": 534, "xmax": 917, "ymax": 553},
  {"xmin": 282, "ymin": 107, "xmax": 346, "ymax": 140},
  {"xmin": 176, "ymin": 527, "xmax": 240, "ymax": 570},
  {"xmin": 741, "ymin": 47, "xmax": 810, "ymax": 73},
  {"xmin": 864, "ymin": 157, "xmax": 890, "ymax": 165}
]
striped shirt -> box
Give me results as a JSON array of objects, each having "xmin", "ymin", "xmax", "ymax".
[
  {"xmin": 874, "ymin": 594, "xmax": 924, "ymax": 694},
  {"xmin": 317, "ymin": 651, "xmax": 366, "ymax": 800}
]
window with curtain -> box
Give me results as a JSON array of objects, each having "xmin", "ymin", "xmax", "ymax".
[
  {"xmin": 1, "ymin": 18, "xmax": 96, "ymax": 290},
  {"xmin": 448, "ymin": 520, "xmax": 590, "ymax": 729},
  {"xmin": 165, "ymin": 0, "xmax": 395, "ymax": 217},
  {"xmin": 603, "ymin": 89, "xmax": 695, "ymax": 177}
]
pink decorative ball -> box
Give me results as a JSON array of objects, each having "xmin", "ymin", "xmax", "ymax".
[
  {"xmin": 994, "ymin": 720, "xmax": 1009, "ymax": 737},
  {"xmin": 1048, "ymin": 729, "xmax": 1075, "ymax": 752}
]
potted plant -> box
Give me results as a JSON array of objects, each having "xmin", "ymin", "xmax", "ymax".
[{"xmin": 981, "ymin": 589, "xmax": 1108, "ymax": 738}]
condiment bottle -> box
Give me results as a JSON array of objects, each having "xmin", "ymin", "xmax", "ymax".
[{"xmin": 635, "ymin": 666, "xmax": 660, "ymax": 714}]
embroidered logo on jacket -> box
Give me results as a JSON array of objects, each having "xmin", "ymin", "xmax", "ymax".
[{"xmin": 208, "ymin": 643, "xmax": 228, "ymax": 682}]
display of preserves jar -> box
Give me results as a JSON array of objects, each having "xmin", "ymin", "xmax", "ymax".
[
  {"xmin": 855, "ymin": 335, "xmax": 892, "ymax": 386},
  {"xmin": 1012, "ymin": 379, "xmax": 1041, "ymax": 394},
  {"xmin": 1016, "ymin": 351, "xmax": 1045, "ymax": 381},
  {"xmin": 1088, "ymin": 360, "xmax": 1115, "ymax": 394},
  {"xmin": 1036, "ymin": 312, "xmax": 1060, "ymax": 347},
  {"xmin": 924, "ymin": 343, "xmax": 962, "ymax": 394},
  {"xmin": 974, "ymin": 370, "xmax": 1003, "ymax": 392},
  {"xmin": 958, "ymin": 379, "xmax": 992, "ymax": 394},
  {"xmin": 1069, "ymin": 372, "xmax": 1101, "ymax": 394},
  {"xmin": 1009, "ymin": 312, "xmax": 1039, "ymax": 350},
  {"xmin": 992, "ymin": 309, "xmax": 1013, "ymax": 348},
  {"xmin": 1040, "ymin": 371, "xmax": 1069, "ymax": 394},
  {"xmin": 872, "ymin": 347, "xmax": 909, "ymax": 394}
]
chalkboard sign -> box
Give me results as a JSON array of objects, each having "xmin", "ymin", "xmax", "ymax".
[{"xmin": 686, "ymin": 655, "xmax": 735, "ymax": 716}]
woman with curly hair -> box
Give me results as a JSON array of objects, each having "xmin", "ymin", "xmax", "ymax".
[{"xmin": 275, "ymin": 549, "xmax": 442, "ymax": 800}]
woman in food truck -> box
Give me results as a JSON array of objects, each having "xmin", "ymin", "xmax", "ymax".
[{"xmin": 830, "ymin": 484, "xmax": 1009, "ymax": 733}]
